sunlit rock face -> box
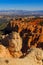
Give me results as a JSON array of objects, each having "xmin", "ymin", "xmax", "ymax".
[
  {"xmin": 0, "ymin": 45, "xmax": 12, "ymax": 58},
  {"xmin": 8, "ymin": 32, "xmax": 22, "ymax": 57},
  {"xmin": 0, "ymin": 48, "xmax": 43, "ymax": 65},
  {"xmin": 1, "ymin": 32, "xmax": 22, "ymax": 58}
]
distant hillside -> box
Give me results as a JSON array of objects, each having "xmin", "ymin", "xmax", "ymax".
[{"xmin": 0, "ymin": 10, "xmax": 43, "ymax": 16}]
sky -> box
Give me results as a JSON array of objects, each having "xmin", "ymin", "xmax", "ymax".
[{"xmin": 0, "ymin": 0, "xmax": 43, "ymax": 11}]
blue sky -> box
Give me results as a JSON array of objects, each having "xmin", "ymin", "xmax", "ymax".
[{"xmin": 0, "ymin": 0, "xmax": 43, "ymax": 11}]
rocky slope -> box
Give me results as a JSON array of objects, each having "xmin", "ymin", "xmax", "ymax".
[
  {"xmin": 0, "ymin": 48, "xmax": 43, "ymax": 65},
  {"xmin": 0, "ymin": 18, "xmax": 43, "ymax": 65}
]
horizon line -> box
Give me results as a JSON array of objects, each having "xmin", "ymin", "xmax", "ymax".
[{"xmin": 0, "ymin": 9, "xmax": 43, "ymax": 11}]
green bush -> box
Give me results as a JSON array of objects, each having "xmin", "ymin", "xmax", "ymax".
[{"xmin": 39, "ymin": 21, "xmax": 43, "ymax": 26}]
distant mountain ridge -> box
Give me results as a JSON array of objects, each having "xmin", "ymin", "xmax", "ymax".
[{"xmin": 0, "ymin": 10, "xmax": 43, "ymax": 16}]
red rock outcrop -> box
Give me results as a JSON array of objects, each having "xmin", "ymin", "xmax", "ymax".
[{"xmin": 1, "ymin": 18, "xmax": 43, "ymax": 55}]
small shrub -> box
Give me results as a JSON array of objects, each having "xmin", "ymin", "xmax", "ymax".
[{"xmin": 39, "ymin": 21, "xmax": 43, "ymax": 26}]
